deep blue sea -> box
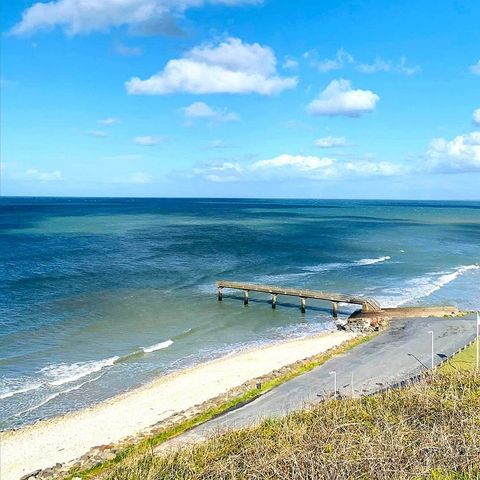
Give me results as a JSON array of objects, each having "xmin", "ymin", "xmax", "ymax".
[{"xmin": 1, "ymin": 197, "xmax": 479, "ymax": 429}]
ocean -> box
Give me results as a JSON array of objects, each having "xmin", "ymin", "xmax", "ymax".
[{"xmin": 1, "ymin": 197, "xmax": 479, "ymax": 430}]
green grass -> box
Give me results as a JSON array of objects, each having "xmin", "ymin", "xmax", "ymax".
[
  {"xmin": 73, "ymin": 338, "xmax": 480, "ymax": 480},
  {"xmin": 107, "ymin": 370, "xmax": 480, "ymax": 480},
  {"xmin": 66, "ymin": 334, "xmax": 375, "ymax": 480},
  {"xmin": 440, "ymin": 341, "xmax": 479, "ymax": 373}
]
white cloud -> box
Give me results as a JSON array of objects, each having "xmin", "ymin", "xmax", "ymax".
[
  {"xmin": 316, "ymin": 48, "xmax": 354, "ymax": 73},
  {"xmin": 473, "ymin": 108, "xmax": 480, "ymax": 126},
  {"xmin": 251, "ymin": 154, "xmax": 335, "ymax": 172},
  {"xmin": 88, "ymin": 130, "xmax": 109, "ymax": 138},
  {"xmin": 193, "ymin": 162, "xmax": 243, "ymax": 182},
  {"xmin": 183, "ymin": 101, "xmax": 239, "ymax": 122},
  {"xmin": 134, "ymin": 135, "xmax": 161, "ymax": 146},
  {"xmin": 307, "ymin": 49, "xmax": 419, "ymax": 76},
  {"xmin": 357, "ymin": 57, "xmax": 391, "ymax": 74},
  {"xmin": 99, "ymin": 117, "xmax": 121, "ymax": 125},
  {"xmin": 357, "ymin": 56, "xmax": 419, "ymax": 75},
  {"xmin": 114, "ymin": 43, "xmax": 142, "ymax": 57},
  {"xmin": 426, "ymin": 132, "xmax": 480, "ymax": 172},
  {"xmin": 192, "ymin": 153, "xmax": 405, "ymax": 183},
  {"xmin": 315, "ymin": 136, "xmax": 347, "ymax": 148},
  {"xmin": 306, "ymin": 79, "xmax": 379, "ymax": 117},
  {"xmin": 282, "ymin": 56, "xmax": 299, "ymax": 70},
  {"xmin": 11, "ymin": 0, "xmax": 261, "ymax": 36},
  {"xmin": 396, "ymin": 56, "xmax": 420, "ymax": 75},
  {"xmin": 25, "ymin": 168, "xmax": 62, "ymax": 181},
  {"xmin": 469, "ymin": 60, "xmax": 480, "ymax": 75},
  {"xmin": 129, "ymin": 172, "xmax": 153, "ymax": 184},
  {"xmin": 343, "ymin": 161, "xmax": 404, "ymax": 176},
  {"xmin": 126, "ymin": 37, "xmax": 297, "ymax": 95}
]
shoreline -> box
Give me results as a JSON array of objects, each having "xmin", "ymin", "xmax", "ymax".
[{"xmin": 0, "ymin": 329, "xmax": 356, "ymax": 480}]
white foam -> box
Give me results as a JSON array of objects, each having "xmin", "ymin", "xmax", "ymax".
[
  {"xmin": 353, "ymin": 256, "xmax": 391, "ymax": 266},
  {"xmin": 13, "ymin": 373, "xmax": 105, "ymax": 417},
  {"xmin": 0, "ymin": 383, "xmax": 43, "ymax": 400},
  {"xmin": 377, "ymin": 264, "xmax": 480, "ymax": 308},
  {"xmin": 302, "ymin": 255, "xmax": 391, "ymax": 273},
  {"xmin": 41, "ymin": 356, "xmax": 119, "ymax": 387},
  {"xmin": 142, "ymin": 339, "xmax": 174, "ymax": 353}
]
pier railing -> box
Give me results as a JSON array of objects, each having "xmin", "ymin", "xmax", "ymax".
[{"xmin": 216, "ymin": 280, "xmax": 382, "ymax": 315}]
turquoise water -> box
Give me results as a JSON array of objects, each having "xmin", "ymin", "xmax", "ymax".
[{"xmin": 1, "ymin": 198, "xmax": 479, "ymax": 429}]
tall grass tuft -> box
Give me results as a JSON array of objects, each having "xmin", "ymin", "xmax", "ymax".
[{"xmin": 106, "ymin": 371, "xmax": 480, "ymax": 479}]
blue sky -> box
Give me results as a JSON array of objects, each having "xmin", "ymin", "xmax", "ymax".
[{"xmin": 1, "ymin": 0, "xmax": 479, "ymax": 199}]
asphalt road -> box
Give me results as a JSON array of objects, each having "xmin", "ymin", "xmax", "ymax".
[{"xmin": 159, "ymin": 314, "xmax": 477, "ymax": 450}]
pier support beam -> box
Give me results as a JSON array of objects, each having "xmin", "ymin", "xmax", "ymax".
[
  {"xmin": 218, "ymin": 287, "xmax": 223, "ymax": 302},
  {"xmin": 300, "ymin": 297, "xmax": 306, "ymax": 314},
  {"xmin": 243, "ymin": 290, "xmax": 249, "ymax": 305},
  {"xmin": 271, "ymin": 294, "xmax": 277, "ymax": 309},
  {"xmin": 332, "ymin": 301, "xmax": 338, "ymax": 317}
]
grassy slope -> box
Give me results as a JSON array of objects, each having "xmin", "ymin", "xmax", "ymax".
[
  {"xmin": 104, "ymin": 342, "xmax": 480, "ymax": 480},
  {"xmin": 68, "ymin": 334, "xmax": 375, "ymax": 479}
]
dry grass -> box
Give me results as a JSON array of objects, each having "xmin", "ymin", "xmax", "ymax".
[{"xmin": 106, "ymin": 368, "xmax": 480, "ymax": 480}]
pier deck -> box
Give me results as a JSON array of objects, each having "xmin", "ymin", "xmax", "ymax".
[{"xmin": 216, "ymin": 280, "xmax": 382, "ymax": 314}]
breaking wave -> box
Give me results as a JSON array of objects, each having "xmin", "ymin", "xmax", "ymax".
[
  {"xmin": 377, "ymin": 264, "xmax": 480, "ymax": 308},
  {"xmin": 142, "ymin": 339, "xmax": 174, "ymax": 353}
]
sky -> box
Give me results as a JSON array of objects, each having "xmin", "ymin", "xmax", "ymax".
[{"xmin": 1, "ymin": 0, "xmax": 479, "ymax": 199}]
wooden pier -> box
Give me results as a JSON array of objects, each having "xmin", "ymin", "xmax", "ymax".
[{"xmin": 216, "ymin": 280, "xmax": 382, "ymax": 315}]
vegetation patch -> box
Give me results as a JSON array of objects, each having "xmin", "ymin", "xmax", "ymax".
[
  {"xmin": 66, "ymin": 334, "xmax": 375, "ymax": 479},
  {"xmin": 74, "ymin": 339, "xmax": 480, "ymax": 480},
  {"xmin": 106, "ymin": 369, "xmax": 480, "ymax": 480}
]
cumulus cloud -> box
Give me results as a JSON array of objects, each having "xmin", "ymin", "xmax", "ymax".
[
  {"xmin": 315, "ymin": 136, "xmax": 347, "ymax": 148},
  {"xmin": 473, "ymin": 108, "xmax": 480, "ymax": 126},
  {"xmin": 25, "ymin": 168, "xmax": 62, "ymax": 181},
  {"xmin": 99, "ymin": 117, "xmax": 121, "ymax": 125},
  {"xmin": 192, "ymin": 153, "xmax": 404, "ymax": 183},
  {"xmin": 426, "ymin": 132, "xmax": 480, "ymax": 172},
  {"xmin": 252, "ymin": 154, "xmax": 334, "ymax": 172},
  {"xmin": 184, "ymin": 101, "xmax": 239, "ymax": 122},
  {"xmin": 306, "ymin": 79, "xmax": 379, "ymax": 117},
  {"xmin": 469, "ymin": 60, "xmax": 480, "ymax": 75},
  {"xmin": 11, "ymin": 0, "xmax": 261, "ymax": 36},
  {"xmin": 126, "ymin": 37, "xmax": 297, "ymax": 95},
  {"xmin": 134, "ymin": 135, "xmax": 161, "ymax": 146}
]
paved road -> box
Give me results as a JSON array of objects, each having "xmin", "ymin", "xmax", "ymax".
[{"xmin": 159, "ymin": 314, "xmax": 477, "ymax": 450}]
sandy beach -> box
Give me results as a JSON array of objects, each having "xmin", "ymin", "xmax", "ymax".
[{"xmin": 0, "ymin": 330, "xmax": 355, "ymax": 480}]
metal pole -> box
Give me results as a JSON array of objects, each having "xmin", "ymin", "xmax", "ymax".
[
  {"xmin": 330, "ymin": 371, "xmax": 337, "ymax": 399},
  {"xmin": 428, "ymin": 330, "xmax": 434, "ymax": 371}
]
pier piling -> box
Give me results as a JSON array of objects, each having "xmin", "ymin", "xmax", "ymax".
[
  {"xmin": 243, "ymin": 290, "xmax": 249, "ymax": 305},
  {"xmin": 332, "ymin": 302, "xmax": 338, "ymax": 317},
  {"xmin": 271, "ymin": 294, "xmax": 277, "ymax": 309},
  {"xmin": 218, "ymin": 287, "xmax": 223, "ymax": 302},
  {"xmin": 300, "ymin": 297, "xmax": 306, "ymax": 313}
]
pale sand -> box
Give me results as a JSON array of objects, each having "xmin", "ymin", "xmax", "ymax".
[{"xmin": 0, "ymin": 330, "xmax": 355, "ymax": 480}]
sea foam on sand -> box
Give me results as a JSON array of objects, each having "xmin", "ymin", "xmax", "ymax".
[{"xmin": 0, "ymin": 330, "xmax": 355, "ymax": 480}]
